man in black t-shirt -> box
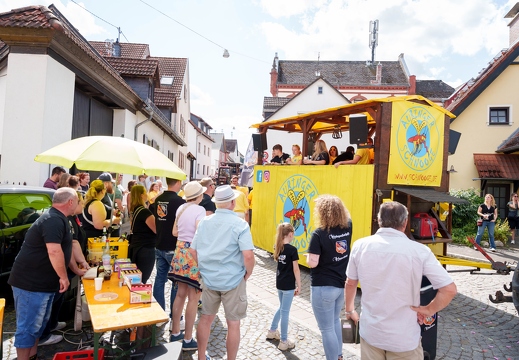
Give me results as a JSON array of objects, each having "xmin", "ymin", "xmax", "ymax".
[
  {"xmin": 152, "ymin": 177, "xmax": 185, "ymax": 311},
  {"xmin": 8, "ymin": 188, "xmax": 78, "ymax": 360},
  {"xmin": 199, "ymin": 177, "xmax": 216, "ymax": 215},
  {"xmin": 270, "ymin": 144, "xmax": 290, "ymax": 164}
]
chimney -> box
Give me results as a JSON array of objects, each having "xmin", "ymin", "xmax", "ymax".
[
  {"xmin": 270, "ymin": 53, "xmax": 279, "ymax": 97},
  {"xmin": 409, "ymin": 75, "xmax": 416, "ymax": 95},
  {"xmin": 370, "ymin": 62, "xmax": 382, "ymax": 85},
  {"xmin": 504, "ymin": 3, "xmax": 519, "ymax": 46},
  {"xmin": 112, "ymin": 39, "xmax": 121, "ymax": 57}
]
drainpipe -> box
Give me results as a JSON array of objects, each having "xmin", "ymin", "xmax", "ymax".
[{"xmin": 135, "ymin": 100, "xmax": 154, "ymax": 142}]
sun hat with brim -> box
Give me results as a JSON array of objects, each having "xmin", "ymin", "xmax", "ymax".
[
  {"xmin": 183, "ymin": 181, "xmax": 206, "ymax": 201},
  {"xmin": 212, "ymin": 185, "xmax": 240, "ymax": 204}
]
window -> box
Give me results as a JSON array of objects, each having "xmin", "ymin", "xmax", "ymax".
[
  {"xmin": 198, "ymin": 142, "xmax": 201, "ymax": 153},
  {"xmin": 167, "ymin": 150, "xmax": 174, "ymax": 162},
  {"xmin": 203, "ymin": 165, "xmax": 206, "ymax": 175},
  {"xmin": 204, "ymin": 145, "xmax": 206, "ymax": 155},
  {"xmin": 197, "ymin": 163, "xmax": 200, "ymax": 174},
  {"xmin": 486, "ymin": 185, "xmax": 508, "ymax": 219},
  {"xmin": 489, "ymin": 107, "xmax": 509, "ymax": 125},
  {"xmin": 180, "ymin": 115, "xmax": 186, "ymax": 136},
  {"xmin": 318, "ymin": 86, "xmax": 323, "ymax": 94}
]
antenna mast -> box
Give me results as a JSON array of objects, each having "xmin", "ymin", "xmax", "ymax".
[{"xmin": 369, "ymin": 20, "xmax": 379, "ymax": 64}]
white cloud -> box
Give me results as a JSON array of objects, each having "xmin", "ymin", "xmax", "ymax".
[
  {"xmin": 260, "ymin": 0, "xmax": 511, "ymax": 81},
  {"xmin": 190, "ymin": 84, "xmax": 215, "ymax": 108},
  {"xmin": 259, "ymin": 0, "xmax": 327, "ymax": 18}
]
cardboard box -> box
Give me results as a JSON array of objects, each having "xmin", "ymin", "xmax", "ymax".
[
  {"xmin": 114, "ymin": 258, "xmax": 132, "ymax": 273},
  {"xmin": 122, "ymin": 269, "xmax": 142, "ymax": 285},
  {"xmin": 118, "ymin": 263, "xmax": 138, "ymax": 278},
  {"xmin": 127, "ymin": 283, "xmax": 152, "ymax": 304}
]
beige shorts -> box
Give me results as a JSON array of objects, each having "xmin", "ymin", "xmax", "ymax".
[
  {"xmin": 201, "ymin": 278, "xmax": 248, "ymax": 321},
  {"xmin": 360, "ymin": 337, "xmax": 423, "ymax": 360}
]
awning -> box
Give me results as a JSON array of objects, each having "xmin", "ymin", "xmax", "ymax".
[
  {"xmin": 393, "ymin": 186, "xmax": 469, "ymax": 204},
  {"xmin": 250, "ymin": 95, "xmax": 456, "ymax": 132},
  {"xmin": 474, "ymin": 153, "xmax": 519, "ymax": 180}
]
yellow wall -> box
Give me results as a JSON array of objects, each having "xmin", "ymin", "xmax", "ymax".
[
  {"xmin": 449, "ymin": 59, "xmax": 519, "ymax": 191},
  {"xmin": 251, "ymin": 165, "xmax": 374, "ymax": 266}
]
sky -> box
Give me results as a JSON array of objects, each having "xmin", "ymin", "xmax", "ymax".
[{"xmin": 0, "ymin": 0, "xmax": 516, "ymax": 154}]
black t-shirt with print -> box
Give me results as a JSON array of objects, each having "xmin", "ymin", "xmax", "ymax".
[
  {"xmin": 271, "ymin": 153, "xmax": 290, "ymax": 163},
  {"xmin": 480, "ymin": 204, "xmax": 496, "ymax": 221},
  {"xmin": 308, "ymin": 223, "xmax": 352, "ymax": 288},
  {"xmin": 314, "ymin": 151, "xmax": 330, "ymax": 165},
  {"xmin": 276, "ymin": 243, "xmax": 299, "ymax": 290}
]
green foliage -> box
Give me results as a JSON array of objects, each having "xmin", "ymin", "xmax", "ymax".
[
  {"xmin": 449, "ymin": 188, "xmax": 511, "ymax": 246},
  {"xmin": 450, "ymin": 188, "xmax": 483, "ymax": 229},
  {"xmin": 479, "ymin": 218, "xmax": 510, "ymax": 245}
]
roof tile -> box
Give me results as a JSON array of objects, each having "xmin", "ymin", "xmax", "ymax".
[
  {"xmin": 277, "ymin": 60, "xmax": 409, "ymax": 87},
  {"xmin": 0, "ymin": 5, "xmax": 56, "ymax": 29},
  {"xmin": 474, "ymin": 154, "xmax": 519, "ymax": 179},
  {"xmin": 415, "ymin": 80, "xmax": 454, "ymax": 100},
  {"xmin": 90, "ymin": 41, "xmax": 150, "ymax": 59},
  {"xmin": 105, "ymin": 57, "xmax": 158, "ymax": 77}
]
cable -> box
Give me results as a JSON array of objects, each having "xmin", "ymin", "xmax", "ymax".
[
  {"xmin": 69, "ymin": 0, "xmax": 129, "ymax": 42},
  {"xmin": 138, "ymin": 0, "xmax": 269, "ymax": 64}
]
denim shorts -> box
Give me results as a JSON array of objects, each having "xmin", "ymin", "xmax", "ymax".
[{"xmin": 12, "ymin": 286, "xmax": 55, "ymax": 348}]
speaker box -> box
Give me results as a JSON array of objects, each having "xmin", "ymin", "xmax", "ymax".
[
  {"xmin": 448, "ymin": 130, "xmax": 461, "ymax": 155},
  {"xmin": 349, "ymin": 116, "xmax": 368, "ymax": 144},
  {"xmin": 252, "ymin": 133, "xmax": 267, "ymax": 151}
]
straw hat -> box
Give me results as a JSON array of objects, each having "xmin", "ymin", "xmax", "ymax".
[
  {"xmin": 183, "ymin": 181, "xmax": 206, "ymax": 200},
  {"xmin": 212, "ymin": 185, "xmax": 240, "ymax": 204}
]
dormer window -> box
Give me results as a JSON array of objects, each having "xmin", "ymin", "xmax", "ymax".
[
  {"xmin": 318, "ymin": 86, "xmax": 323, "ymax": 94},
  {"xmin": 160, "ymin": 76, "xmax": 174, "ymax": 86}
]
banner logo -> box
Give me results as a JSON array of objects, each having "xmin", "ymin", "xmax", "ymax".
[
  {"xmin": 396, "ymin": 106, "xmax": 440, "ymax": 172},
  {"xmin": 275, "ymin": 175, "xmax": 318, "ymax": 253}
]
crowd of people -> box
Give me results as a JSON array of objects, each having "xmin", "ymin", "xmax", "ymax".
[
  {"xmin": 9, "ymin": 165, "xmax": 458, "ymax": 360},
  {"xmin": 266, "ymin": 139, "xmax": 374, "ymax": 166}
]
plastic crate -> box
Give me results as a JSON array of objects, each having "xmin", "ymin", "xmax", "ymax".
[
  {"xmin": 87, "ymin": 238, "xmax": 128, "ymax": 264},
  {"xmin": 53, "ymin": 349, "xmax": 105, "ymax": 360}
]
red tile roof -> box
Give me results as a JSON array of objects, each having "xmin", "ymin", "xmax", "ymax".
[
  {"xmin": 474, "ymin": 154, "xmax": 519, "ymax": 179},
  {"xmin": 0, "ymin": 5, "xmax": 57, "ymax": 29},
  {"xmin": 89, "ymin": 41, "xmax": 150, "ymax": 59},
  {"xmin": 105, "ymin": 57, "xmax": 159, "ymax": 77},
  {"xmin": 150, "ymin": 57, "xmax": 188, "ymax": 98},
  {"xmin": 0, "ymin": 5, "xmax": 140, "ymax": 104},
  {"xmin": 154, "ymin": 89, "xmax": 176, "ymax": 107}
]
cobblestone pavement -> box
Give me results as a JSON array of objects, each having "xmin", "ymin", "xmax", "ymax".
[{"xmin": 3, "ymin": 244, "xmax": 519, "ymax": 359}]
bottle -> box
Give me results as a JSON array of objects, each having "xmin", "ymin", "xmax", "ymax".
[{"xmin": 102, "ymin": 227, "xmax": 111, "ymax": 275}]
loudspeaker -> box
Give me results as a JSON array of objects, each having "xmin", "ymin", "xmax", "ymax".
[
  {"xmin": 448, "ymin": 130, "xmax": 461, "ymax": 155},
  {"xmin": 349, "ymin": 116, "xmax": 368, "ymax": 144},
  {"xmin": 252, "ymin": 133, "xmax": 267, "ymax": 151}
]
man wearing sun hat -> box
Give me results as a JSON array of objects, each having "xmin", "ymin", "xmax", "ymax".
[{"xmin": 190, "ymin": 185, "xmax": 255, "ymax": 360}]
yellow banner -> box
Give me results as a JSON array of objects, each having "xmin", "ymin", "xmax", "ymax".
[
  {"xmin": 251, "ymin": 165, "xmax": 374, "ymax": 266},
  {"xmin": 387, "ymin": 101, "xmax": 444, "ymax": 186}
]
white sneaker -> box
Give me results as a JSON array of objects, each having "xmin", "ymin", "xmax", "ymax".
[
  {"xmin": 490, "ymin": 248, "xmax": 496, "ymax": 252},
  {"xmin": 38, "ymin": 334, "xmax": 63, "ymax": 346},
  {"xmin": 278, "ymin": 339, "xmax": 295, "ymax": 351},
  {"xmin": 266, "ymin": 329, "xmax": 280, "ymax": 340},
  {"xmin": 511, "ymin": 240, "xmax": 515, "ymax": 244},
  {"xmin": 51, "ymin": 321, "xmax": 66, "ymax": 331}
]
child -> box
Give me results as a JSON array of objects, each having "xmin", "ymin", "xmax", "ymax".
[{"xmin": 266, "ymin": 223, "xmax": 301, "ymax": 351}]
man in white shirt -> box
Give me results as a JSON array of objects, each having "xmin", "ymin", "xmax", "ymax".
[{"xmin": 345, "ymin": 201, "xmax": 457, "ymax": 359}]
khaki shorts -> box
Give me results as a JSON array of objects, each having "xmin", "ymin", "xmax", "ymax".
[
  {"xmin": 201, "ymin": 278, "xmax": 248, "ymax": 321},
  {"xmin": 360, "ymin": 337, "xmax": 423, "ymax": 360}
]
